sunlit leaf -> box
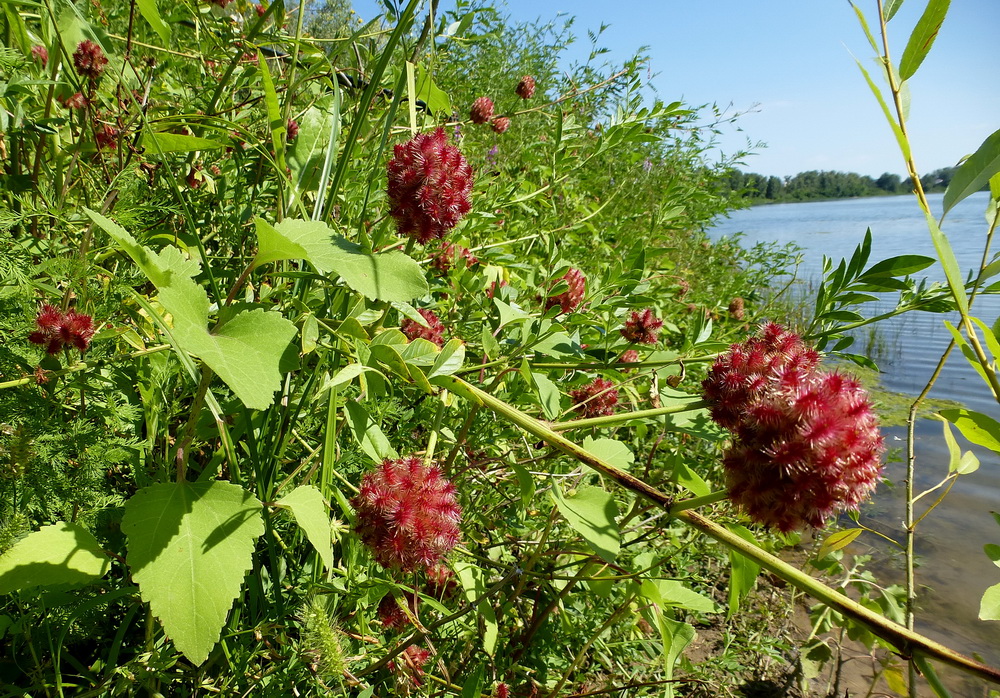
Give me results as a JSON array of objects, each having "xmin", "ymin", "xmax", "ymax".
[
  {"xmin": 0, "ymin": 522, "xmax": 110, "ymax": 594},
  {"xmin": 943, "ymin": 127, "xmax": 1000, "ymax": 216},
  {"xmin": 817, "ymin": 528, "xmax": 863, "ymax": 559},
  {"xmin": 898, "ymin": 0, "xmax": 950, "ymax": 81},
  {"xmin": 275, "ymin": 485, "xmax": 334, "ymax": 570},
  {"xmin": 938, "ymin": 408, "xmax": 1000, "ymax": 454},
  {"xmin": 122, "ymin": 482, "xmax": 264, "ymax": 665},
  {"xmin": 551, "ymin": 483, "xmax": 619, "ymax": 562},
  {"xmin": 582, "ymin": 436, "xmax": 634, "ymax": 472}
]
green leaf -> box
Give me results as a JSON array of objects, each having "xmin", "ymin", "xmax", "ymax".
[
  {"xmin": 345, "ymin": 401, "xmax": 398, "ymax": 462},
  {"xmin": 655, "ymin": 613, "xmax": 695, "ymax": 698},
  {"xmin": 984, "ymin": 543, "xmax": 1000, "ymax": 569},
  {"xmin": 550, "ymin": 483, "xmax": 620, "ymax": 563},
  {"xmin": 938, "ymin": 408, "xmax": 1000, "ymax": 454},
  {"xmin": 581, "ymin": 436, "xmax": 634, "ymax": 472},
  {"xmin": 136, "ymin": 0, "xmax": 169, "ymax": 44},
  {"xmin": 428, "ymin": 338, "xmax": 466, "ymax": 378},
  {"xmin": 672, "ymin": 457, "xmax": 710, "ymax": 497},
  {"xmin": 855, "ymin": 59, "xmax": 911, "ymax": 162},
  {"xmin": 122, "ymin": 482, "xmax": 264, "ymax": 665},
  {"xmin": 454, "ymin": 562, "xmax": 498, "ymax": 656},
  {"xmin": 726, "ymin": 524, "xmax": 760, "ymax": 618},
  {"xmin": 0, "ymin": 522, "xmax": 110, "ymax": 594},
  {"xmin": 926, "ymin": 213, "xmax": 969, "ymax": 315},
  {"xmin": 253, "ymin": 219, "xmax": 427, "ymax": 302},
  {"xmin": 817, "ymin": 528, "xmax": 863, "ymax": 559},
  {"xmin": 142, "ymin": 132, "xmax": 223, "ymax": 154},
  {"xmin": 979, "ymin": 583, "xmax": 1000, "ymax": 621},
  {"xmin": 511, "ymin": 461, "xmax": 535, "ymax": 510},
  {"xmin": 257, "ymin": 49, "xmax": 287, "ymax": 177},
  {"xmin": 884, "ymin": 0, "xmax": 905, "ymax": 22},
  {"xmin": 860, "ymin": 255, "xmax": 936, "ymax": 278},
  {"xmin": 898, "ymin": 0, "xmax": 950, "ymax": 81},
  {"xmin": 413, "ymin": 63, "xmax": 451, "ymax": 115},
  {"xmin": 287, "ymin": 94, "xmax": 339, "ymax": 194},
  {"xmin": 530, "ymin": 370, "xmax": 561, "ymax": 420},
  {"xmin": 641, "ymin": 579, "xmax": 719, "ymax": 614},
  {"xmin": 943, "ymin": 127, "xmax": 1000, "ymax": 216},
  {"xmin": 275, "ymin": 486, "xmax": 334, "ymax": 570},
  {"xmin": 87, "ymin": 209, "xmax": 297, "ymax": 409},
  {"xmin": 460, "ymin": 665, "xmax": 485, "ymax": 698}
]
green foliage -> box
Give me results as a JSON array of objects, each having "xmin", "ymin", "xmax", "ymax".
[{"xmin": 0, "ymin": 522, "xmax": 110, "ymax": 594}]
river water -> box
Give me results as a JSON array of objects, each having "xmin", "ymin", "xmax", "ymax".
[{"xmin": 708, "ymin": 191, "xmax": 1000, "ymax": 693}]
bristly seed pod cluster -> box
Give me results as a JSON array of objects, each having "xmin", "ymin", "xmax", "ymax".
[
  {"xmin": 352, "ymin": 456, "xmax": 461, "ymax": 572},
  {"xmin": 469, "ymin": 96, "xmax": 494, "ymax": 125},
  {"xmin": 515, "ymin": 75, "xmax": 536, "ymax": 100},
  {"xmin": 401, "ymin": 308, "xmax": 446, "ymax": 347},
  {"xmin": 387, "ymin": 128, "xmax": 473, "ymax": 245},
  {"xmin": 72, "ymin": 40, "xmax": 108, "ymax": 81},
  {"xmin": 570, "ymin": 377, "xmax": 619, "ymax": 418},
  {"xmin": 702, "ymin": 323, "xmax": 884, "ymax": 532},
  {"xmin": 620, "ymin": 309, "xmax": 663, "ymax": 345},
  {"xmin": 545, "ymin": 267, "xmax": 586, "ymax": 314},
  {"xmin": 28, "ymin": 304, "xmax": 96, "ymax": 354}
]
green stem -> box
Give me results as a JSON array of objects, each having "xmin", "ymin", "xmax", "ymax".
[
  {"xmin": 0, "ymin": 344, "xmax": 171, "ymax": 390},
  {"xmin": 549, "ymin": 399, "xmax": 709, "ymax": 432},
  {"xmin": 430, "ymin": 374, "xmax": 1000, "ymax": 686}
]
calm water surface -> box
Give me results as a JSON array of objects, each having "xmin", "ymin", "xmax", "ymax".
[{"xmin": 709, "ymin": 192, "xmax": 1000, "ymax": 691}]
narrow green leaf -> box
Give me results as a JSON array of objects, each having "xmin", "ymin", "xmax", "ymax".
[
  {"xmin": 460, "ymin": 665, "xmax": 485, "ymax": 698},
  {"xmin": 860, "ymin": 255, "xmax": 936, "ymax": 277},
  {"xmin": 926, "ymin": 213, "xmax": 969, "ymax": 315},
  {"xmin": 257, "ymin": 49, "xmax": 287, "ymax": 176},
  {"xmin": 122, "ymin": 482, "xmax": 264, "ymax": 665},
  {"xmin": 884, "ymin": 0, "xmax": 905, "ymax": 21},
  {"xmin": 855, "ymin": 59, "xmax": 911, "ymax": 162},
  {"xmin": 136, "ymin": 0, "xmax": 169, "ymax": 45},
  {"xmin": 898, "ymin": 0, "xmax": 950, "ymax": 81},
  {"xmin": 943, "ymin": 128, "xmax": 1000, "ymax": 216},
  {"xmin": 0, "ymin": 522, "xmax": 110, "ymax": 594},
  {"xmin": 817, "ymin": 528, "xmax": 863, "ymax": 559},
  {"xmin": 726, "ymin": 524, "xmax": 760, "ymax": 617},
  {"xmin": 641, "ymin": 579, "xmax": 719, "ymax": 614},
  {"xmin": 345, "ymin": 401, "xmax": 398, "ymax": 462},
  {"xmin": 511, "ymin": 461, "xmax": 535, "ymax": 510},
  {"xmin": 275, "ymin": 485, "xmax": 334, "ymax": 570},
  {"xmin": 850, "ymin": 2, "xmax": 881, "ymax": 55},
  {"xmin": 142, "ymin": 131, "xmax": 225, "ymax": 154},
  {"xmin": 531, "ymin": 371, "xmax": 561, "ymax": 420},
  {"xmin": 550, "ymin": 483, "xmax": 620, "ymax": 562},
  {"xmin": 655, "ymin": 612, "xmax": 695, "ymax": 698},
  {"xmin": 454, "ymin": 562, "xmax": 498, "ymax": 656},
  {"xmin": 938, "ymin": 408, "xmax": 1000, "ymax": 454}
]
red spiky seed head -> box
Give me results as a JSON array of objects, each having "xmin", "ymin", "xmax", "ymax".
[
  {"xmin": 286, "ymin": 118, "xmax": 299, "ymax": 141},
  {"xmin": 401, "ymin": 308, "xmax": 446, "ymax": 347},
  {"xmin": 470, "ymin": 97, "xmax": 494, "ymax": 124},
  {"xmin": 570, "ymin": 377, "xmax": 619, "ymax": 418},
  {"xmin": 388, "ymin": 645, "xmax": 432, "ymax": 686},
  {"xmin": 431, "ymin": 242, "xmax": 478, "ymax": 274},
  {"xmin": 494, "ymin": 683, "xmax": 510, "ymax": 698},
  {"xmin": 620, "ymin": 309, "xmax": 663, "ymax": 345},
  {"xmin": 618, "ymin": 349, "xmax": 640, "ymax": 373},
  {"xmin": 545, "ymin": 268, "xmax": 586, "ymax": 314},
  {"xmin": 702, "ymin": 322, "xmax": 820, "ymax": 432},
  {"xmin": 352, "ymin": 456, "xmax": 462, "ymax": 571},
  {"xmin": 515, "ymin": 75, "xmax": 536, "ymax": 100},
  {"xmin": 31, "ymin": 45, "xmax": 48, "ymax": 66},
  {"xmin": 62, "ymin": 92, "xmax": 89, "ymax": 110},
  {"xmin": 424, "ymin": 563, "xmax": 458, "ymax": 598},
  {"xmin": 491, "ymin": 116, "xmax": 511, "ymax": 134},
  {"xmin": 703, "ymin": 324, "xmax": 884, "ymax": 532},
  {"xmin": 378, "ymin": 592, "xmax": 418, "ymax": 630},
  {"xmin": 387, "ymin": 128, "xmax": 473, "ymax": 244},
  {"xmin": 29, "ymin": 305, "xmax": 95, "ymax": 354},
  {"xmin": 95, "ymin": 123, "xmax": 119, "ymax": 150},
  {"xmin": 72, "ymin": 40, "xmax": 108, "ymax": 80}
]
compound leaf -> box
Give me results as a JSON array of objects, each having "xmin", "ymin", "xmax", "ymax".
[{"xmin": 122, "ymin": 481, "xmax": 264, "ymax": 666}]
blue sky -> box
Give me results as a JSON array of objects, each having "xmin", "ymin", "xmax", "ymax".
[{"xmin": 349, "ymin": 1, "xmax": 999, "ymax": 178}]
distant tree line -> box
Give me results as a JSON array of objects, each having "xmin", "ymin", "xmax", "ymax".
[{"xmin": 722, "ymin": 167, "xmax": 958, "ymax": 202}]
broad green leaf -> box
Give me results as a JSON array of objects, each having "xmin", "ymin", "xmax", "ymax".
[
  {"xmin": 122, "ymin": 482, "xmax": 264, "ymax": 665},
  {"xmin": 460, "ymin": 665, "xmax": 485, "ymax": 698},
  {"xmin": 0, "ymin": 522, "xmax": 110, "ymax": 594},
  {"xmin": 898, "ymin": 0, "xmax": 950, "ymax": 81},
  {"xmin": 817, "ymin": 528, "xmax": 863, "ymax": 559},
  {"xmin": 726, "ymin": 524, "xmax": 760, "ymax": 617},
  {"xmin": 581, "ymin": 436, "xmax": 634, "ymax": 472},
  {"xmin": 87, "ymin": 209, "xmax": 297, "ymax": 409},
  {"xmin": 943, "ymin": 127, "xmax": 1000, "ymax": 216},
  {"xmin": 550, "ymin": 483, "xmax": 620, "ymax": 563},
  {"xmin": 938, "ymin": 408, "xmax": 1000, "ymax": 454},
  {"xmin": 413, "ymin": 63, "xmax": 451, "ymax": 116},
  {"xmin": 142, "ymin": 132, "xmax": 222, "ymax": 154},
  {"xmin": 136, "ymin": 0, "xmax": 169, "ymax": 44},
  {"xmin": 345, "ymin": 401, "xmax": 398, "ymax": 462},
  {"xmin": 454, "ymin": 562, "xmax": 498, "ymax": 656},
  {"xmin": 980, "ymin": 576, "xmax": 1000, "ymax": 622},
  {"xmin": 253, "ymin": 219, "xmax": 427, "ymax": 302},
  {"xmin": 641, "ymin": 579, "xmax": 719, "ymax": 614},
  {"xmin": 672, "ymin": 457, "xmax": 710, "ymax": 497},
  {"xmin": 655, "ymin": 612, "xmax": 695, "ymax": 698},
  {"xmin": 428, "ymin": 338, "xmax": 466, "ymax": 378},
  {"xmin": 860, "ymin": 255, "xmax": 935, "ymax": 277},
  {"xmin": 275, "ymin": 485, "xmax": 334, "ymax": 570},
  {"xmin": 287, "ymin": 94, "xmax": 339, "ymax": 194},
  {"xmin": 322, "ymin": 363, "xmax": 386, "ymax": 391}
]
